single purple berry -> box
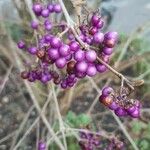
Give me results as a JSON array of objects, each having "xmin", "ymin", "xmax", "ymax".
[
  {"xmin": 129, "ymin": 108, "xmax": 140, "ymax": 118},
  {"xmin": 69, "ymin": 41, "xmax": 80, "ymax": 52},
  {"xmin": 28, "ymin": 46, "xmax": 37, "ymax": 55},
  {"xmin": 109, "ymin": 102, "xmax": 118, "ymax": 110},
  {"xmin": 74, "ymin": 49, "xmax": 85, "ymax": 62},
  {"xmin": 53, "ymin": 3, "xmax": 62, "ymax": 13},
  {"xmin": 96, "ymin": 64, "xmax": 107, "ymax": 73},
  {"xmin": 115, "ymin": 107, "xmax": 127, "ymax": 117},
  {"xmin": 48, "ymin": 48, "xmax": 60, "ymax": 60},
  {"xmin": 41, "ymin": 9, "xmax": 49, "ymax": 18},
  {"xmin": 55, "ymin": 57, "xmax": 66, "ymax": 69},
  {"xmin": 32, "ymin": 3, "xmax": 43, "ymax": 16},
  {"xmin": 86, "ymin": 65, "xmax": 97, "ymax": 77},
  {"xmin": 59, "ymin": 44, "xmax": 70, "ymax": 57},
  {"xmin": 126, "ymin": 105, "xmax": 136, "ymax": 114},
  {"xmin": 102, "ymin": 86, "xmax": 114, "ymax": 97},
  {"xmin": 85, "ymin": 50, "xmax": 97, "ymax": 62},
  {"xmin": 47, "ymin": 4, "xmax": 54, "ymax": 12},
  {"xmin": 93, "ymin": 32, "xmax": 104, "ymax": 44},
  {"xmin": 102, "ymin": 47, "xmax": 113, "ymax": 55},
  {"xmin": 89, "ymin": 27, "xmax": 98, "ymax": 35},
  {"xmin": 17, "ymin": 40, "xmax": 25, "ymax": 49},
  {"xmin": 31, "ymin": 21, "xmax": 39, "ymax": 29},
  {"xmin": 50, "ymin": 37, "xmax": 61, "ymax": 48},
  {"xmin": 76, "ymin": 61, "xmax": 88, "ymax": 73},
  {"xmin": 91, "ymin": 14, "xmax": 100, "ymax": 26}
]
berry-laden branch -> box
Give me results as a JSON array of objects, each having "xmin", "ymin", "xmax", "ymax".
[{"xmin": 17, "ymin": 0, "xmax": 144, "ymax": 149}]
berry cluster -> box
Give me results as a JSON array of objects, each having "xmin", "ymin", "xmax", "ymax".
[
  {"xmin": 18, "ymin": 2, "xmax": 141, "ymax": 118},
  {"xmin": 18, "ymin": 2, "xmax": 118, "ymax": 89},
  {"xmin": 79, "ymin": 131, "xmax": 101, "ymax": 150},
  {"xmin": 105, "ymin": 138, "xmax": 124, "ymax": 150},
  {"xmin": 99, "ymin": 86, "xmax": 141, "ymax": 118}
]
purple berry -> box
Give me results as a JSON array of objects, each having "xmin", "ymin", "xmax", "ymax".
[
  {"xmin": 53, "ymin": 3, "xmax": 62, "ymax": 13},
  {"xmin": 115, "ymin": 107, "xmax": 127, "ymax": 117},
  {"xmin": 76, "ymin": 61, "xmax": 88, "ymax": 73},
  {"xmin": 50, "ymin": 37, "xmax": 61, "ymax": 48},
  {"xmin": 86, "ymin": 65, "xmax": 97, "ymax": 77},
  {"xmin": 102, "ymin": 86, "xmax": 114, "ymax": 96},
  {"xmin": 102, "ymin": 47, "xmax": 113, "ymax": 55},
  {"xmin": 129, "ymin": 108, "xmax": 140, "ymax": 118},
  {"xmin": 104, "ymin": 31, "xmax": 118, "ymax": 40},
  {"xmin": 48, "ymin": 48, "xmax": 60, "ymax": 60},
  {"xmin": 69, "ymin": 41, "xmax": 80, "ymax": 52},
  {"xmin": 85, "ymin": 50, "xmax": 97, "ymax": 62},
  {"xmin": 109, "ymin": 102, "xmax": 118, "ymax": 110},
  {"xmin": 93, "ymin": 32, "xmax": 104, "ymax": 44},
  {"xmin": 126, "ymin": 105, "xmax": 136, "ymax": 114},
  {"xmin": 55, "ymin": 57, "xmax": 66, "ymax": 69},
  {"xmin": 41, "ymin": 9, "xmax": 49, "ymax": 18},
  {"xmin": 31, "ymin": 21, "xmax": 39, "ymax": 29},
  {"xmin": 89, "ymin": 27, "xmax": 98, "ymax": 35},
  {"xmin": 91, "ymin": 14, "xmax": 100, "ymax": 26},
  {"xmin": 47, "ymin": 4, "xmax": 54, "ymax": 12},
  {"xmin": 17, "ymin": 40, "xmax": 25, "ymax": 49},
  {"xmin": 74, "ymin": 50, "xmax": 85, "ymax": 62},
  {"xmin": 28, "ymin": 46, "xmax": 37, "ymax": 54},
  {"xmin": 59, "ymin": 44, "xmax": 70, "ymax": 57},
  {"xmin": 32, "ymin": 3, "xmax": 43, "ymax": 16},
  {"xmin": 96, "ymin": 64, "xmax": 107, "ymax": 73}
]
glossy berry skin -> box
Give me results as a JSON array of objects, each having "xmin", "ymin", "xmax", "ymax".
[
  {"xmin": 104, "ymin": 31, "xmax": 118, "ymax": 40},
  {"xmin": 32, "ymin": 3, "xmax": 42, "ymax": 16},
  {"xmin": 102, "ymin": 86, "xmax": 114, "ymax": 97},
  {"xmin": 129, "ymin": 108, "xmax": 140, "ymax": 118},
  {"xmin": 47, "ymin": 4, "xmax": 54, "ymax": 12},
  {"xmin": 28, "ymin": 47, "xmax": 38, "ymax": 55},
  {"xmin": 53, "ymin": 4, "xmax": 62, "ymax": 13},
  {"xmin": 85, "ymin": 50, "xmax": 97, "ymax": 62},
  {"xmin": 31, "ymin": 21, "xmax": 38, "ymax": 29},
  {"xmin": 86, "ymin": 65, "xmax": 97, "ymax": 77},
  {"xmin": 41, "ymin": 9, "xmax": 49, "ymax": 18},
  {"xmin": 48, "ymin": 48, "xmax": 60, "ymax": 60},
  {"xmin": 59, "ymin": 44, "xmax": 70, "ymax": 57},
  {"xmin": 50, "ymin": 37, "xmax": 61, "ymax": 48},
  {"xmin": 55, "ymin": 57, "xmax": 66, "ymax": 69},
  {"xmin": 103, "ymin": 39, "xmax": 116, "ymax": 48},
  {"xmin": 109, "ymin": 102, "xmax": 118, "ymax": 110},
  {"xmin": 74, "ymin": 50, "xmax": 85, "ymax": 62},
  {"xmin": 102, "ymin": 47, "xmax": 113, "ymax": 55},
  {"xmin": 91, "ymin": 14, "xmax": 100, "ymax": 26},
  {"xmin": 76, "ymin": 61, "xmax": 88, "ymax": 73},
  {"xmin": 126, "ymin": 105, "xmax": 136, "ymax": 114},
  {"xmin": 93, "ymin": 32, "xmax": 104, "ymax": 44},
  {"xmin": 17, "ymin": 40, "xmax": 25, "ymax": 49},
  {"xmin": 96, "ymin": 64, "xmax": 107, "ymax": 73},
  {"xmin": 69, "ymin": 41, "xmax": 80, "ymax": 52},
  {"xmin": 115, "ymin": 107, "xmax": 127, "ymax": 117}
]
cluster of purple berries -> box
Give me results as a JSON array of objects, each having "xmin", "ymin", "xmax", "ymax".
[
  {"xmin": 79, "ymin": 131, "xmax": 101, "ymax": 150},
  {"xmin": 99, "ymin": 86, "xmax": 141, "ymax": 118},
  {"xmin": 18, "ymin": 1, "xmax": 118, "ymax": 89},
  {"xmin": 38, "ymin": 141, "xmax": 46, "ymax": 150},
  {"xmin": 105, "ymin": 138, "xmax": 124, "ymax": 150}
]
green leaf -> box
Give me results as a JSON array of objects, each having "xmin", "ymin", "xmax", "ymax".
[
  {"xmin": 77, "ymin": 114, "xmax": 91, "ymax": 126},
  {"xmin": 139, "ymin": 139, "xmax": 149, "ymax": 150},
  {"xmin": 131, "ymin": 121, "xmax": 146, "ymax": 133}
]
